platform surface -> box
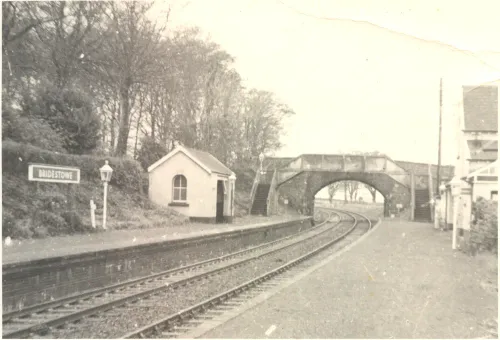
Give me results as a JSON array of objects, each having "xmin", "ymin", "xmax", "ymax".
[
  {"xmin": 2, "ymin": 214, "xmax": 305, "ymax": 265},
  {"xmin": 203, "ymin": 220, "xmax": 498, "ymax": 339}
]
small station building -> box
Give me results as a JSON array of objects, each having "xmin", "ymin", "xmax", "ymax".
[
  {"xmin": 148, "ymin": 145, "xmax": 236, "ymax": 223},
  {"xmin": 439, "ymin": 84, "xmax": 498, "ymax": 249}
]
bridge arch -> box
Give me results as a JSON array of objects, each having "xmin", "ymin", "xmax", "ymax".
[{"xmin": 276, "ymin": 170, "xmax": 411, "ymax": 216}]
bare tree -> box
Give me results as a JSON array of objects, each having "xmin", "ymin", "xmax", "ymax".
[
  {"xmin": 29, "ymin": 1, "xmax": 107, "ymax": 89},
  {"xmin": 328, "ymin": 182, "xmax": 341, "ymax": 204},
  {"xmin": 91, "ymin": 2, "xmax": 167, "ymax": 156},
  {"xmin": 346, "ymin": 181, "xmax": 360, "ymax": 202}
]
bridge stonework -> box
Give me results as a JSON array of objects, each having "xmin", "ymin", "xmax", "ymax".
[
  {"xmin": 276, "ymin": 171, "xmax": 410, "ymax": 217},
  {"xmin": 254, "ymin": 155, "xmax": 453, "ymax": 220}
]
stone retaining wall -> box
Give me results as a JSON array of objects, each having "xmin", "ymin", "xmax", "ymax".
[{"xmin": 2, "ymin": 218, "xmax": 313, "ymax": 313}]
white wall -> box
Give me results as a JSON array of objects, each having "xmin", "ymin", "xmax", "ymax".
[
  {"xmin": 149, "ymin": 152, "xmax": 215, "ymax": 218},
  {"xmin": 473, "ymin": 182, "xmax": 498, "ymax": 201}
]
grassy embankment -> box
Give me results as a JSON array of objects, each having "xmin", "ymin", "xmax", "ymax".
[
  {"xmin": 2, "ymin": 141, "xmax": 256, "ymax": 240},
  {"xmin": 314, "ymin": 198, "xmax": 384, "ymax": 218}
]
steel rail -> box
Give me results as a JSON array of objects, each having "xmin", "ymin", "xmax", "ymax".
[
  {"xmin": 3, "ymin": 213, "xmax": 339, "ymax": 339},
  {"xmin": 122, "ymin": 210, "xmax": 371, "ymax": 339}
]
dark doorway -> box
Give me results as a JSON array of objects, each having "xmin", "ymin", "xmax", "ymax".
[{"xmin": 216, "ymin": 180, "xmax": 224, "ymax": 223}]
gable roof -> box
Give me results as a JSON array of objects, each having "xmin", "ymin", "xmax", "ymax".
[
  {"xmin": 463, "ymin": 160, "xmax": 498, "ymax": 180},
  {"xmin": 147, "ymin": 145, "xmax": 233, "ymax": 176},
  {"xmin": 467, "ymin": 140, "xmax": 499, "ymax": 161},
  {"xmin": 183, "ymin": 147, "xmax": 233, "ymax": 176},
  {"xmin": 483, "ymin": 140, "xmax": 498, "ymax": 151},
  {"xmin": 463, "ymin": 85, "xmax": 498, "ymax": 132}
]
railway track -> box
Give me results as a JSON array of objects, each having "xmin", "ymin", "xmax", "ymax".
[
  {"xmin": 122, "ymin": 209, "xmax": 373, "ymax": 339},
  {"xmin": 2, "ymin": 212, "xmax": 340, "ymax": 339}
]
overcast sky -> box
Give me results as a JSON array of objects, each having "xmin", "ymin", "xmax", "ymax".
[{"xmin": 155, "ymin": 0, "xmax": 500, "ymax": 165}]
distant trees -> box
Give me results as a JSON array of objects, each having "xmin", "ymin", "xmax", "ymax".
[
  {"xmin": 327, "ymin": 182, "xmax": 341, "ymax": 204},
  {"xmin": 344, "ymin": 150, "xmax": 386, "ymax": 202},
  {"xmin": 136, "ymin": 136, "xmax": 167, "ymax": 171},
  {"xmin": 345, "ymin": 181, "xmax": 359, "ymax": 202},
  {"xmin": 2, "ymin": 1, "xmax": 294, "ymax": 168}
]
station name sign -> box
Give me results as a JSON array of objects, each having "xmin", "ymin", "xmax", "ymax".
[{"xmin": 28, "ymin": 164, "xmax": 80, "ymax": 184}]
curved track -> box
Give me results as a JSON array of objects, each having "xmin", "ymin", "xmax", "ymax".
[
  {"xmin": 122, "ymin": 209, "xmax": 373, "ymax": 339},
  {"xmin": 3, "ymin": 213, "xmax": 339, "ymax": 339}
]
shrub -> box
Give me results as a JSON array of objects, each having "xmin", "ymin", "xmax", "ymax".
[
  {"xmin": 9, "ymin": 219, "xmax": 34, "ymax": 239},
  {"xmin": 21, "ymin": 82, "xmax": 101, "ymax": 154},
  {"xmin": 35, "ymin": 210, "xmax": 69, "ymax": 236},
  {"xmin": 2, "ymin": 140, "xmax": 144, "ymax": 192},
  {"xmin": 470, "ymin": 197, "xmax": 498, "ymax": 254},
  {"xmin": 2, "ymin": 210, "xmax": 17, "ymax": 239},
  {"xmin": 32, "ymin": 226, "xmax": 50, "ymax": 239},
  {"xmin": 38, "ymin": 191, "xmax": 68, "ymax": 211},
  {"xmin": 61, "ymin": 211, "xmax": 94, "ymax": 234},
  {"xmin": 2, "ymin": 106, "xmax": 66, "ymax": 153},
  {"xmin": 136, "ymin": 136, "xmax": 168, "ymax": 171}
]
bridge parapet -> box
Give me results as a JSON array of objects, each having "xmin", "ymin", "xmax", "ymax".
[{"xmin": 276, "ymin": 154, "xmax": 410, "ymax": 187}]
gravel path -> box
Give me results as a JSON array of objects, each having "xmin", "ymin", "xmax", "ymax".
[
  {"xmin": 203, "ymin": 220, "xmax": 498, "ymax": 339},
  {"xmin": 49, "ymin": 218, "xmax": 356, "ymax": 338}
]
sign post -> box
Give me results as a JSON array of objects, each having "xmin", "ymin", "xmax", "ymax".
[{"xmin": 29, "ymin": 164, "xmax": 80, "ymax": 184}]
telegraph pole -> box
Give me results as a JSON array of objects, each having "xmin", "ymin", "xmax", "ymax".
[{"xmin": 436, "ymin": 78, "xmax": 443, "ymax": 196}]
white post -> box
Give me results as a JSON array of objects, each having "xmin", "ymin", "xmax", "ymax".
[
  {"xmin": 452, "ymin": 197, "xmax": 458, "ymax": 249},
  {"xmin": 90, "ymin": 199, "xmax": 96, "ymax": 228},
  {"xmin": 102, "ymin": 182, "xmax": 108, "ymax": 230},
  {"xmin": 434, "ymin": 198, "xmax": 440, "ymax": 229}
]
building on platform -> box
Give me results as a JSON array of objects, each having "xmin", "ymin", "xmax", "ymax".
[
  {"xmin": 441, "ymin": 84, "xmax": 498, "ymax": 249},
  {"xmin": 148, "ymin": 145, "xmax": 236, "ymax": 223}
]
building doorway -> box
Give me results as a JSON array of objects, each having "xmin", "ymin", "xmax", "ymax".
[{"xmin": 216, "ymin": 180, "xmax": 225, "ymax": 223}]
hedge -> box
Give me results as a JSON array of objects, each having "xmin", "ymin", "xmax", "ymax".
[
  {"xmin": 470, "ymin": 197, "xmax": 498, "ymax": 254},
  {"xmin": 2, "ymin": 140, "xmax": 144, "ymax": 192}
]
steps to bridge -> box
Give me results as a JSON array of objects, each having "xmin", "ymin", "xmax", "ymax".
[
  {"xmin": 251, "ymin": 184, "xmax": 270, "ymax": 216},
  {"xmin": 414, "ymin": 189, "xmax": 431, "ymax": 222}
]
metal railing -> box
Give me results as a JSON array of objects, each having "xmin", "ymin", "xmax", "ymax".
[
  {"xmin": 248, "ymin": 169, "xmax": 261, "ymax": 214},
  {"xmin": 266, "ymin": 169, "xmax": 278, "ymax": 216}
]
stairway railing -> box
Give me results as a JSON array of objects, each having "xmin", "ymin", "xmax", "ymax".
[
  {"xmin": 249, "ymin": 169, "xmax": 261, "ymax": 215},
  {"xmin": 266, "ymin": 169, "xmax": 278, "ymax": 216}
]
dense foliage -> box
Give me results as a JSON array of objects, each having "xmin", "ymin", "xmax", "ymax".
[
  {"xmin": 2, "ymin": 1, "xmax": 294, "ymax": 168},
  {"xmin": 3, "ymin": 140, "xmax": 144, "ymax": 191},
  {"xmin": 470, "ymin": 197, "xmax": 498, "ymax": 254},
  {"xmin": 2, "ymin": 141, "xmax": 189, "ymax": 239},
  {"xmin": 2, "ymin": 1, "xmax": 286, "ymax": 238}
]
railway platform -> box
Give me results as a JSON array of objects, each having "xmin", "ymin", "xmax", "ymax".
[
  {"xmin": 2, "ymin": 214, "xmax": 301, "ymax": 265},
  {"xmin": 2, "ymin": 212, "xmax": 312, "ymax": 314},
  {"xmin": 201, "ymin": 220, "xmax": 498, "ymax": 339}
]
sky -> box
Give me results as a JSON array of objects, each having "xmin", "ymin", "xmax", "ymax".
[{"xmin": 153, "ymin": 0, "xmax": 500, "ymax": 165}]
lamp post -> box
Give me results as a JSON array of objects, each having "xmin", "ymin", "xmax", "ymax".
[
  {"xmin": 259, "ymin": 152, "xmax": 265, "ymax": 174},
  {"xmin": 99, "ymin": 160, "xmax": 113, "ymax": 230},
  {"xmin": 450, "ymin": 177, "xmax": 461, "ymax": 249}
]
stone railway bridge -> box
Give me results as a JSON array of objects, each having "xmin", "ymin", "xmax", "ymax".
[{"xmin": 249, "ymin": 154, "xmax": 454, "ymax": 221}]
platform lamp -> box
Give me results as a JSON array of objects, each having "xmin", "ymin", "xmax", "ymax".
[
  {"xmin": 259, "ymin": 152, "xmax": 265, "ymax": 174},
  {"xmin": 99, "ymin": 160, "xmax": 113, "ymax": 230}
]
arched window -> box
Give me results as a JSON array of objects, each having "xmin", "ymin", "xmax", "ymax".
[{"xmin": 172, "ymin": 175, "xmax": 187, "ymax": 201}]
